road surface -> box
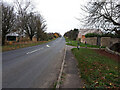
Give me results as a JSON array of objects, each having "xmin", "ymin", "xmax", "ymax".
[{"xmin": 2, "ymin": 37, "xmax": 65, "ymax": 88}]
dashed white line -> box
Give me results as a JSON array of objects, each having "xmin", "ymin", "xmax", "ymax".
[
  {"xmin": 26, "ymin": 44, "xmax": 51, "ymax": 54},
  {"xmin": 26, "ymin": 48, "xmax": 44, "ymax": 54},
  {"xmin": 46, "ymin": 45, "xmax": 50, "ymax": 47}
]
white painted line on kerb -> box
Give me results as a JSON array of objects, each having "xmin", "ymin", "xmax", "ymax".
[{"xmin": 26, "ymin": 48, "xmax": 44, "ymax": 54}]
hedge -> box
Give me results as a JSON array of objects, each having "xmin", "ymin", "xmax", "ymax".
[{"xmin": 85, "ymin": 33, "xmax": 120, "ymax": 38}]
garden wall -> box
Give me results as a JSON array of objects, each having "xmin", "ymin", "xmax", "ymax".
[
  {"xmin": 110, "ymin": 38, "xmax": 120, "ymax": 45},
  {"xmin": 84, "ymin": 37, "xmax": 97, "ymax": 45},
  {"xmin": 101, "ymin": 37, "xmax": 120, "ymax": 47},
  {"xmin": 84, "ymin": 37, "xmax": 120, "ymax": 47},
  {"xmin": 101, "ymin": 37, "xmax": 111, "ymax": 47}
]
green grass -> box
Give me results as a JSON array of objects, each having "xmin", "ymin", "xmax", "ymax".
[
  {"xmin": 72, "ymin": 48, "xmax": 119, "ymax": 88},
  {"xmin": 2, "ymin": 38, "xmax": 56, "ymax": 52},
  {"xmin": 65, "ymin": 38, "xmax": 106, "ymax": 48}
]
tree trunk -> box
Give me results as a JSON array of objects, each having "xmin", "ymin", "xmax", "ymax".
[
  {"xmin": 2, "ymin": 35, "xmax": 6, "ymax": 46},
  {"xmin": 37, "ymin": 37, "xmax": 39, "ymax": 41},
  {"xmin": 29, "ymin": 36, "xmax": 33, "ymax": 41}
]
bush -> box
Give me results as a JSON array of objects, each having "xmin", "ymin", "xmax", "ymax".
[
  {"xmin": 85, "ymin": 33, "xmax": 120, "ymax": 38},
  {"xmin": 85, "ymin": 33, "xmax": 100, "ymax": 37},
  {"xmin": 101, "ymin": 33, "xmax": 120, "ymax": 38},
  {"xmin": 64, "ymin": 28, "xmax": 79, "ymax": 40}
]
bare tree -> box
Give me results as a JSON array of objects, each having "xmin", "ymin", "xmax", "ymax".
[
  {"xmin": 81, "ymin": 0, "xmax": 120, "ymax": 34},
  {"xmin": 35, "ymin": 14, "xmax": 47, "ymax": 41},
  {"xmin": 14, "ymin": 0, "xmax": 34, "ymax": 37},
  {"xmin": 14, "ymin": 0, "xmax": 47, "ymax": 41},
  {"xmin": 2, "ymin": 0, "xmax": 48, "ymax": 44},
  {"xmin": 2, "ymin": 3, "xmax": 16, "ymax": 45},
  {"xmin": 24, "ymin": 13, "xmax": 36, "ymax": 41}
]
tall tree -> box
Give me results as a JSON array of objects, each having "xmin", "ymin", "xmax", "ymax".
[
  {"xmin": 35, "ymin": 14, "xmax": 47, "ymax": 41},
  {"xmin": 2, "ymin": 3, "xmax": 15, "ymax": 45},
  {"xmin": 14, "ymin": 0, "xmax": 47, "ymax": 41},
  {"xmin": 14, "ymin": 0, "xmax": 34, "ymax": 37},
  {"xmin": 26, "ymin": 13, "xmax": 33, "ymax": 40},
  {"xmin": 81, "ymin": 0, "xmax": 120, "ymax": 34},
  {"xmin": 64, "ymin": 29, "xmax": 79, "ymax": 40},
  {"xmin": 22, "ymin": 13, "xmax": 36, "ymax": 41}
]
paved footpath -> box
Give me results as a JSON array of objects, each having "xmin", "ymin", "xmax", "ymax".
[{"xmin": 60, "ymin": 45, "xmax": 84, "ymax": 88}]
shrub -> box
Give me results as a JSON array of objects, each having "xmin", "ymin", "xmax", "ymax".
[
  {"xmin": 85, "ymin": 33, "xmax": 120, "ymax": 38},
  {"xmin": 101, "ymin": 33, "xmax": 120, "ymax": 38},
  {"xmin": 85, "ymin": 33, "xmax": 100, "ymax": 37}
]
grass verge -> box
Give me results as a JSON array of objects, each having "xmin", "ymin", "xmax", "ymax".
[
  {"xmin": 2, "ymin": 38, "xmax": 56, "ymax": 52},
  {"xmin": 72, "ymin": 48, "xmax": 119, "ymax": 88},
  {"xmin": 65, "ymin": 38, "xmax": 105, "ymax": 48}
]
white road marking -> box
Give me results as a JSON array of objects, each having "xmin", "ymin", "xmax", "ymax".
[
  {"xmin": 26, "ymin": 48, "xmax": 44, "ymax": 54},
  {"xmin": 46, "ymin": 45, "xmax": 50, "ymax": 47}
]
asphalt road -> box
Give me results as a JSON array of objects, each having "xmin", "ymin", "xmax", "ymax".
[{"xmin": 2, "ymin": 37, "xmax": 65, "ymax": 88}]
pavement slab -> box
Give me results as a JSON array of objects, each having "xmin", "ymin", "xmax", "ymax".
[{"xmin": 60, "ymin": 46, "xmax": 84, "ymax": 88}]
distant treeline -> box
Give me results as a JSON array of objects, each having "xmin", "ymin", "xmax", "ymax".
[{"xmin": 64, "ymin": 29, "xmax": 79, "ymax": 40}]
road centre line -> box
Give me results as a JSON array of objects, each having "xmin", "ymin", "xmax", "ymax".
[
  {"xmin": 26, "ymin": 47, "xmax": 44, "ymax": 54},
  {"xmin": 26, "ymin": 44, "xmax": 51, "ymax": 54},
  {"xmin": 46, "ymin": 45, "xmax": 50, "ymax": 47}
]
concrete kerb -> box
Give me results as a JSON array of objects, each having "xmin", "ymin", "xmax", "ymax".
[{"xmin": 56, "ymin": 45, "xmax": 67, "ymax": 88}]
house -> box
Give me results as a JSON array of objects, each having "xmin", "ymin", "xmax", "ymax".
[
  {"xmin": 6, "ymin": 32, "xmax": 19, "ymax": 42},
  {"xmin": 6, "ymin": 31, "xmax": 38, "ymax": 42},
  {"xmin": 77, "ymin": 29, "xmax": 102, "ymax": 43}
]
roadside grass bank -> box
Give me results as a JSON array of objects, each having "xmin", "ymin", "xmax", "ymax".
[
  {"xmin": 72, "ymin": 48, "xmax": 119, "ymax": 88},
  {"xmin": 65, "ymin": 38, "xmax": 105, "ymax": 48},
  {"xmin": 2, "ymin": 38, "xmax": 56, "ymax": 52}
]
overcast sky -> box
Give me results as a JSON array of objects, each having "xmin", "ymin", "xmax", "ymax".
[
  {"xmin": 4, "ymin": 0, "xmax": 89, "ymax": 35},
  {"xmin": 34, "ymin": 0, "xmax": 89, "ymax": 35}
]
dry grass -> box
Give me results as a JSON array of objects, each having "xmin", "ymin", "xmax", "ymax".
[{"xmin": 2, "ymin": 40, "xmax": 50, "ymax": 52}]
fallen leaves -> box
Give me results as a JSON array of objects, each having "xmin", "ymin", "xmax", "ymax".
[{"xmin": 72, "ymin": 48, "xmax": 119, "ymax": 88}]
